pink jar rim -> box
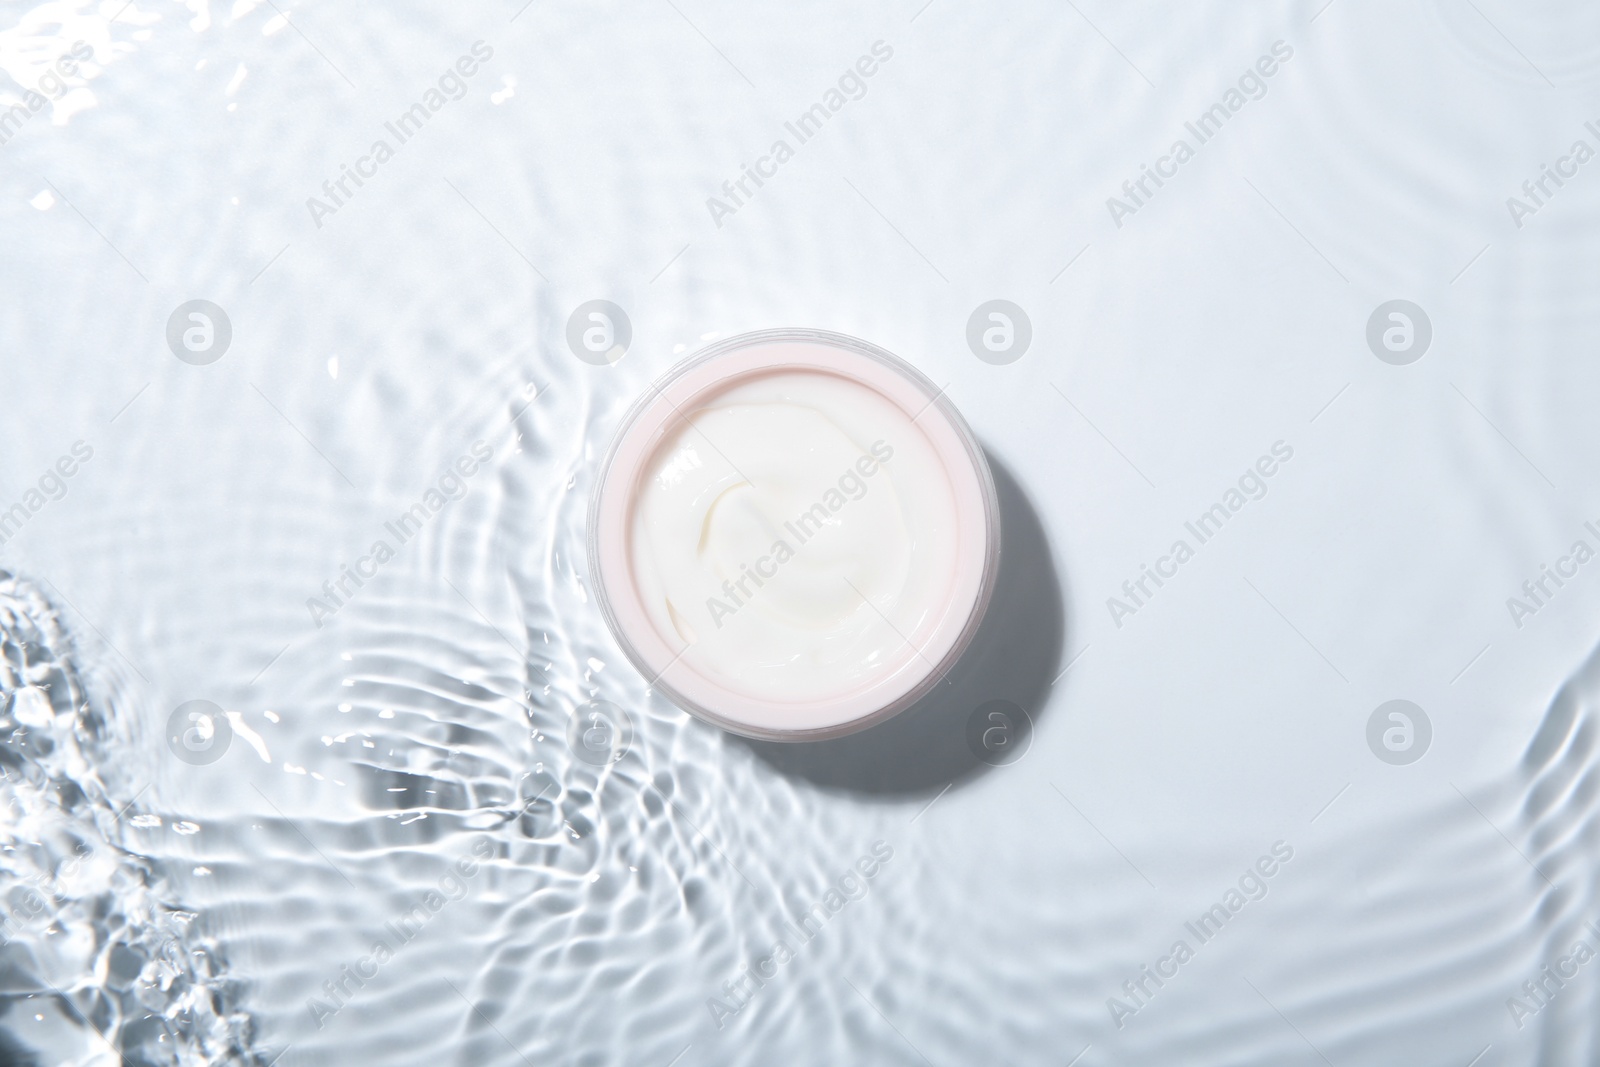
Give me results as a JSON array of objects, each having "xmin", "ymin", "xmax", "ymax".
[{"xmin": 587, "ymin": 328, "xmax": 1000, "ymax": 742}]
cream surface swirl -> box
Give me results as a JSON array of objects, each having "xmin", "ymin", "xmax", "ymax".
[{"xmin": 629, "ymin": 370, "xmax": 960, "ymax": 704}]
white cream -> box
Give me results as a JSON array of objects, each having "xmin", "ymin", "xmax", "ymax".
[{"xmin": 629, "ymin": 370, "xmax": 960, "ymax": 704}]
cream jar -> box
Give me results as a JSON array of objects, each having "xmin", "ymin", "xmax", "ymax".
[{"xmin": 589, "ymin": 329, "xmax": 998, "ymax": 740}]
